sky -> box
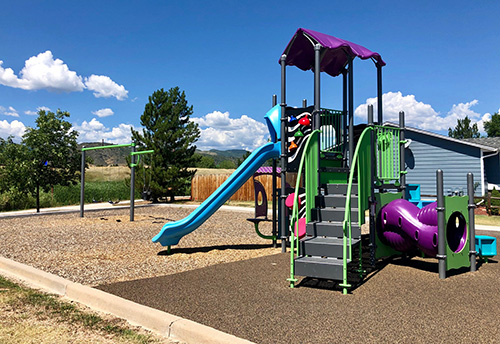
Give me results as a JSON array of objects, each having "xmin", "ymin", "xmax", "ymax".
[{"xmin": 1, "ymin": 1, "xmax": 500, "ymax": 151}]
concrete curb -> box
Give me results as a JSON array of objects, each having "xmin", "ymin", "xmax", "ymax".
[{"xmin": 0, "ymin": 256, "xmax": 254, "ymax": 344}]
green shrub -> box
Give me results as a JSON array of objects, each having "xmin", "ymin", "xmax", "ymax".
[
  {"xmin": 489, "ymin": 188, "xmax": 500, "ymax": 216},
  {"xmin": 0, "ymin": 187, "xmax": 35, "ymax": 211}
]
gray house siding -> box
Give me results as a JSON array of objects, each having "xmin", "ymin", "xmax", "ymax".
[
  {"xmin": 404, "ymin": 131, "xmax": 483, "ymax": 196},
  {"xmin": 485, "ymin": 154, "xmax": 500, "ymax": 186}
]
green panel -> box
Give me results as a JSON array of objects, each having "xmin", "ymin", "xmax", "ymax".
[
  {"xmin": 356, "ymin": 130, "xmax": 372, "ymax": 225},
  {"xmin": 444, "ymin": 196, "xmax": 470, "ymax": 271},
  {"xmin": 375, "ymin": 192, "xmax": 403, "ymax": 258},
  {"xmin": 305, "ymin": 138, "xmax": 319, "ymax": 223}
]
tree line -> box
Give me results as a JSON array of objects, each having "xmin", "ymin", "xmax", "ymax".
[
  {"xmin": 0, "ymin": 87, "xmax": 204, "ymax": 211},
  {"xmin": 448, "ymin": 113, "xmax": 500, "ymax": 139}
]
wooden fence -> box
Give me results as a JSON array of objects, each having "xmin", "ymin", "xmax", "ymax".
[{"xmin": 191, "ymin": 173, "xmax": 297, "ymax": 202}]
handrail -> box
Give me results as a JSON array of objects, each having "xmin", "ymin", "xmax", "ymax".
[
  {"xmin": 340, "ymin": 126, "xmax": 373, "ymax": 294},
  {"xmin": 288, "ymin": 129, "xmax": 321, "ymax": 288}
]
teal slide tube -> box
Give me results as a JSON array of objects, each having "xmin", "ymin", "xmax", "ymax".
[{"xmin": 152, "ymin": 142, "xmax": 281, "ymax": 246}]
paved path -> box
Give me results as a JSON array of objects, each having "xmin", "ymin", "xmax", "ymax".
[{"xmin": 98, "ymin": 230, "xmax": 500, "ymax": 344}]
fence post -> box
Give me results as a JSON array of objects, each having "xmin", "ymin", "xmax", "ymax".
[
  {"xmin": 488, "ymin": 192, "xmax": 492, "ymax": 216},
  {"xmin": 467, "ymin": 173, "xmax": 477, "ymax": 272}
]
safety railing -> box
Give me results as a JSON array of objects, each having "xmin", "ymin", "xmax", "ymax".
[
  {"xmin": 375, "ymin": 125, "xmax": 404, "ymax": 184},
  {"xmin": 319, "ymin": 109, "xmax": 344, "ymax": 155},
  {"xmin": 288, "ymin": 129, "xmax": 321, "ymax": 288},
  {"xmin": 341, "ymin": 126, "xmax": 372, "ymax": 294}
]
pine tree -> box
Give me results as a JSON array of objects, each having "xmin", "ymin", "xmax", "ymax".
[
  {"xmin": 448, "ymin": 116, "xmax": 480, "ymax": 139},
  {"xmin": 131, "ymin": 87, "xmax": 200, "ymax": 202}
]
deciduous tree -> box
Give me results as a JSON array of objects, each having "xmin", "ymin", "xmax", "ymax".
[
  {"xmin": 22, "ymin": 109, "xmax": 81, "ymax": 212},
  {"xmin": 484, "ymin": 112, "xmax": 500, "ymax": 137}
]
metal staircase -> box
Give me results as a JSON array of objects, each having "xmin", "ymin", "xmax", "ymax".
[{"xmin": 295, "ymin": 183, "xmax": 361, "ymax": 282}]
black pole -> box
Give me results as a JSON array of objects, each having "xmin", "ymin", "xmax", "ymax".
[
  {"xmin": 302, "ymin": 99, "xmax": 307, "ymax": 108},
  {"xmin": 342, "ymin": 70, "xmax": 348, "ymax": 168},
  {"xmin": 280, "ymin": 54, "xmax": 287, "ymax": 253},
  {"xmin": 272, "ymin": 94, "xmax": 278, "ymax": 248},
  {"xmin": 314, "ymin": 44, "xmax": 321, "ymax": 195},
  {"xmin": 467, "ymin": 173, "xmax": 477, "ymax": 271},
  {"xmin": 377, "ymin": 64, "xmax": 383, "ymax": 124},
  {"xmin": 130, "ymin": 144, "xmax": 136, "ymax": 222},
  {"xmin": 437, "ymin": 169, "xmax": 446, "ymax": 279},
  {"xmin": 348, "ymin": 57, "xmax": 354, "ymax": 167},
  {"xmin": 399, "ymin": 111, "xmax": 406, "ymax": 193},
  {"xmin": 368, "ymin": 105, "xmax": 376, "ymax": 267},
  {"xmin": 80, "ymin": 148, "xmax": 86, "ymax": 218}
]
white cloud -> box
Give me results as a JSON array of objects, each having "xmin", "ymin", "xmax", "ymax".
[
  {"xmin": 0, "ymin": 51, "xmax": 85, "ymax": 92},
  {"xmin": 92, "ymin": 108, "xmax": 114, "ymax": 118},
  {"xmin": 0, "ymin": 106, "xmax": 19, "ymax": 117},
  {"xmin": 73, "ymin": 118, "xmax": 134, "ymax": 144},
  {"xmin": 0, "ymin": 51, "xmax": 128, "ymax": 100},
  {"xmin": 355, "ymin": 92, "xmax": 489, "ymax": 134},
  {"xmin": 85, "ymin": 75, "xmax": 128, "ymax": 100},
  {"xmin": 25, "ymin": 106, "xmax": 51, "ymax": 116},
  {"xmin": 0, "ymin": 119, "xmax": 25, "ymax": 139},
  {"xmin": 192, "ymin": 111, "xmax": 269, "ymax": 150}
]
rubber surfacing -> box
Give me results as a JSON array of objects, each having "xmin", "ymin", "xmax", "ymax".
[{"xmin": 97, "ymin": 231, "xmax": 500, "ymax": 344}]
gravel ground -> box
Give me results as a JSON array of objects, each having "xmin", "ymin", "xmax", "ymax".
[{"xmin": 0, "ymin": 205, "xmax": 279, "ymax": 286}]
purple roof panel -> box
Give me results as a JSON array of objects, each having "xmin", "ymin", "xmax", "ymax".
[{"xmin": 281, "ymin": 28, "xmax": 385, "ymax": 77}]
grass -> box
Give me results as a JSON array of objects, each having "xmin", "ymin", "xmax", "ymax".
[
  {"xmin": 0, "ymin": 275, "xmax": 162, "ymax": 343},
  {"xmin": 475, "ymin": 214, "xmax": 500, "ymax": 227}
]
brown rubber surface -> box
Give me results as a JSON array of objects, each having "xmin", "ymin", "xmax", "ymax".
[{"xmin": 97, "ymin": 231, "xmax": 500, "ymax": 344}]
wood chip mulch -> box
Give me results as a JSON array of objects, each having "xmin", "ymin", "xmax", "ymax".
[{"xmin": 0, "ymin": 205, "xmax": 280, "ymax": 286}]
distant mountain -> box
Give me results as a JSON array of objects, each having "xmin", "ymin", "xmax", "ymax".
[
  {"xmin": 79, "ymin": 143, "xmax": 251, "ymax": 167},
  {"xmin": 195, "ymin": 149, "xmax": 250, "ymax": 166}
]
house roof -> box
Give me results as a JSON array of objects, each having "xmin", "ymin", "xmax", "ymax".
[
  {"xmin": 462, "ymin": 137, "xmax": 500, "ymax": 151},
  {"xmin": 281, "ymin": 28, "xmax": 385, "ymax": 77},
  {"xmin": 383, "ymin": 122, "xmax": 498, "ymax": 154}
]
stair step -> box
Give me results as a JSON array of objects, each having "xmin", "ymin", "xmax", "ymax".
[
  {"xmin": 313, "ymin": 207, "xmax": 359, "ymax": 222},
  {"xmin": 294, "ymin": 256, "xmax": 346, "ymax": 280},
  {"xmin": 299, "ymin": 237, "xmax": 360, "ymax": 257},
  {"xmin": 326, "ymin": 183, "xmax": 358, "ymax": 195},
  {"xmin": 306, "ymin": 221, "xmax": 361, "ymax": 238},
  {"xmin": 317, "ymin": 194, "xmax": 358, "ymax": 208}
]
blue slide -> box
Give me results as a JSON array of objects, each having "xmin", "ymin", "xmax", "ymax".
[{"xmin": 152, "ymin": 141, "xmax": 281, "ymax": 247}]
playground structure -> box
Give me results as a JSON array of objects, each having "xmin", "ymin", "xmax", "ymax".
[
  {"xmin": 80, "ymin": 143, "xmax": 153, "ymax": 221},
  {"xmin": 152, "ymin": 28, "xmax": 494, "ymax": 293}
]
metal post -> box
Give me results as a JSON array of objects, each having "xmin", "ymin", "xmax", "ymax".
[
  {"xmin": 302, "ymin": 99, "xmax": 307, "ymax": 108},
  {"xmin": 377, "ymin": 64, "xmax": 383, "ymax": 124},
  {"xmin": 314, "ymin": 44, "xmax": 321, "ymax": 195},
  {"xmin": 280, "ymin": 54, "xmax": 287, "ymax": 253},
  {"xmin": 437, "ymin": 169, "xmax": 446, "ymax": 279},
  {"xmin": 468, "ymin": 173, "xmax": 477, "ymax": 271},
  {"xmin": 368, "ymin": 105, "xmax": 376, "ymax": 266},
  {"xmin": 80, "ymin": 148, "xmax": 86, "ymax": 218},
  {"xmin": 272, "ymin": 94, "xmax": 278, "ymax": 248},
  {"xmin": 130, "ymin": 143, "xmax": 136, "ymax": 222},
  {"xmin": 348, "ymin": 57, "xmax": 354, "ymax": 167},
  {"xmin": 399, "ymin": 111, "xmax": 406, "ymax": 192},
  {"xmin": 342, "ymin": 70, "xmax": 348, "ymax": 168}
]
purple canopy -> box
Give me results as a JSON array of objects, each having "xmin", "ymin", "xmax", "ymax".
[{"xmin": 281, "ymin": 28, "xmax": 385, "ymax": 77}]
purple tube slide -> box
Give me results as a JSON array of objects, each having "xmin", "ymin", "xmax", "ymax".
[{"xmin": 377, "ymin": 199, "xmax": 439, "ymax": 257}]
